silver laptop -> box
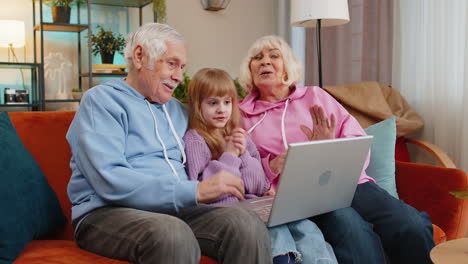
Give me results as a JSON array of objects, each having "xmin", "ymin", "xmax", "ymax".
[{"xmin": 219, "ymin": 135, "xmax": 373, "ymax": 227}]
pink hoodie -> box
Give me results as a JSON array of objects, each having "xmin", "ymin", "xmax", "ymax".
[{"xmin": 239, "ymin": 85, "xmax": 375, "ymax": 190}]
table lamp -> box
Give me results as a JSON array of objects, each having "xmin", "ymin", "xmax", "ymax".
[
  {"xmin": 290, "ymin": 0, "xmax": 349, "ymax": 88},
  {"xmin": 0, "ymin": 20, "xmax": 26, "ymax": 62}
]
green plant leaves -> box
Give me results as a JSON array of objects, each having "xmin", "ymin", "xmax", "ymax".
[
  {"xmin": 89, "ymin": 25, "xmax": 126, "ymax": 56},
  {"xmin": 172, "ymin": 73, "xmax": 247, "ymax": 103},
  {"xmin": 153, "ymin": 0, "xmax": 167, "ymax": 23},
  {"xmin": 449, "ymin": 188, "xmax": 468, "ymax": 199}
]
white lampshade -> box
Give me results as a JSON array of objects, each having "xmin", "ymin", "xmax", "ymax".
[
  {"xmin": 0, "ymin": 20, "xmax": 26, "ymax": 48},
  {"xmin": 290, "ymin": 0, "xmax": 350, "ymax": 28}
]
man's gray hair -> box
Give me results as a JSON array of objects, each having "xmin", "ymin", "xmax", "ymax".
[{"xmin": 124, "ymin": 23, "xmax": 184, "ymax": 70}]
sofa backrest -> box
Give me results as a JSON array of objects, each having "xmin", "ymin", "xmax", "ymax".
[{"xmin": 9, "ymin": 111, "xmax": 76, "ymax": 240}]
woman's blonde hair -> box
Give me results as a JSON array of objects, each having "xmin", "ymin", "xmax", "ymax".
[
  {"xmin": 238, "ymin": 35, "xmax": 304, "ymax": 93},
  {"xmin": 188, "ymin": 68, "xmax": 241, "ymax": 160}
]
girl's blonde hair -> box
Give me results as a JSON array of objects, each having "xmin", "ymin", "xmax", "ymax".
[
  {"xmin": 238, "ymin": 35, "xmax": 304, "ymax": 93},
  {"xmin": 188, "ymin": 68, "xmax": 240, "ymax": 160}
]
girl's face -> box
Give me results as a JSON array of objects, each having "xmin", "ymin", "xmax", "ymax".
[{"xmin": 201, "ymin": 95, "xmax": 233, "ymax": 129}]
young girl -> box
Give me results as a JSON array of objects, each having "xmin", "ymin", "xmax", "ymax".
[{"xmin": 183, "ymin": 68, "xmax": 337, "ymax": 264}]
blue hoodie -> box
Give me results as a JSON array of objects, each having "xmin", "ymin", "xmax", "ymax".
[{"xmin": 66, "ymin": 78, "xmax": 198, "ymax": 225}]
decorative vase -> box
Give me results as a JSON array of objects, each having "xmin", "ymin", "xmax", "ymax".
[
  {"xmin": 100, "ymin": 51, "xmax": 115, "ymax": 64},
  {"xmin": 51, "ymin": 6, "xmax": 71, "ymax": 24}
]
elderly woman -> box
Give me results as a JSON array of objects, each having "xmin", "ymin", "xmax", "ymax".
[{"xmin": 238, "ymin": 35, "xmax": 435, "ymax": 263}]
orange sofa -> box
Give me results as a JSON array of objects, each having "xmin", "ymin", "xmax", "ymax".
[
  {"xmin": 10, "ymin": 111, "xmax": 215, "ymax": 264},
  {"xmin": 8, "ymin": 111, "xmax": 468, "ymax": 263}
]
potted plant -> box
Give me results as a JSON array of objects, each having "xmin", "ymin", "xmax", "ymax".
[
  {"xmin": 89, "ymin": 26, "xmax": 126, "ymax": 64},
  {"xmin": 71, "ymin": 88, "xmax": 83, "ymax": 100},
  {"xmin": 42, "ymin": 0, "xmax": 83, "ymax": 24}
]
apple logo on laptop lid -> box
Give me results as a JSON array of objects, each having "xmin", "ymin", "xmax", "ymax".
[{"xmin": 319, "ymin": 170, "xmax": 332, "ymax": 186}]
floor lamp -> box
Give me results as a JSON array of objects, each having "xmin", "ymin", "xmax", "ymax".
[{"xmin": 290, "ymin": 0, "xmax": 350, "ymax": 88}]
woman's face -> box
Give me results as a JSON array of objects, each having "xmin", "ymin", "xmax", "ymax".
[{"xmin": 250, "ymin": 47, "xmax": 286, "ymax": 92}]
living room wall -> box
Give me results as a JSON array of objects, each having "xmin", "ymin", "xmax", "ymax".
[{"xmin": 165, "ymin": 0, "xmax": 275, "ymax": 78}]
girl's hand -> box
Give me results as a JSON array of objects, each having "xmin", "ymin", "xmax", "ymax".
[
  {"xmin": 269, "ymin": 150, "xmax": 287, "ymax": 174},
  {"xmin": 300, "ymin": 104, "xmax": 336, "ymax": 141},
  {"xmin": 263, "ymin": 188, "xmax": 276, "ymax": 196},
  {"xmin": 230, "ymin": 128, "xmax": 247, "ymax": 155},
  {"xmin": 225, "ymin": 136, "xmax": 239, "ymax": 157}
]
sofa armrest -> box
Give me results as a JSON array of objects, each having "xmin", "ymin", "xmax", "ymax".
[
  {"xmin": 406, "ymin": 138, "xmax": 456, "ymax": 168},
  {"xmin": 396, "ymin": 160, "xmax": 468, "ymax": 240}
]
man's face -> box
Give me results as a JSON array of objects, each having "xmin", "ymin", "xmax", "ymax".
[{"xmin": 140, "ymin": 42, "xmax": 186, "ymax": 104}]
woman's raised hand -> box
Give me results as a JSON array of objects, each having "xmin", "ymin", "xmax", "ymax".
[
  {"xmin": 269, "ymin": 150, "xmax": 287, "ymax": 174},
  {"xmin": 300, "ymin": 104, "xmax": 336, "ymax": 141},
  {"xmin": 225, "ymin": 128, "xmax": 247, "ymax": 157}
]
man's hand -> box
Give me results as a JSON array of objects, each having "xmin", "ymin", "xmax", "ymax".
[
  {"xmin": 196, "ymin": 170, "xmax": 245, "ymax": 203},
  {"xmin": 269, "ymin": 150, "xmax": 287, "ymax": 174},
  {"xmin": 300, "ymin": 104, "xmax": 336, "ymax": 141}
]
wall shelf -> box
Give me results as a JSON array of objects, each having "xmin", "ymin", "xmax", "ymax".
[
  {"xmin": 34, "ymin": 23, "xmax": 89, "ymax": 32},
  {"xmin": 15, "ymin": 0, "xmax": 153, "ymax": 112},
  {"xmin": 0, "ymin": 104, "xmax": 41, "ymax": 107},
  {"xmin": 45, "ymin": 99, "xmax": 81, "ymax": 103},
  {"xmin": 0, "ymin": 62, "xmax": 39, "ymax": 69},
  {"xmin": 81, "ymin": 72, "xmax": 127, "ymax": 77},
  {"xmin": 91, "ymin": 0, "xmax": 152, "ymax": 8},
  {"xmin": 0, "ymin": 62, "xmax": 41, "ymax": 110}
]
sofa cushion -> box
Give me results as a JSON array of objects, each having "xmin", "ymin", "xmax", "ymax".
[
  {"xmin": 364, "ymin": 117, "xmax": 399, "ymax": 198},
  {"xmin": 9, "ymin": 111, "xmax": 76, "ymax": 240},
  {"xmin": 0, "ymin": 112, "xmax": 67, "ymax": 264}
]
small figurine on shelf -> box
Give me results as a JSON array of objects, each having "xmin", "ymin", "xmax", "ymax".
[
  {"xmin": 89, "ymin": 25, "xmax": 126, "ymax": 65},
  {"xmin": 42, "ymin": 0, "xmax": 84, "ymax": 24}
]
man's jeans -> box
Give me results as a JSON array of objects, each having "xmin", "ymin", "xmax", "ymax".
[
  {"xmin": 311, "ymin": 181, "xmax": 435, "ymax": 264},
  {"xmin": 75, "ymin": 205, "xmax": 272, "ymax": 264}
]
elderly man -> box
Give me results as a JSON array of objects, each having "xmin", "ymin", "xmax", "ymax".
[{"xmin": 66, "ymin": 23, "xmax": 272, "ymax": 264}]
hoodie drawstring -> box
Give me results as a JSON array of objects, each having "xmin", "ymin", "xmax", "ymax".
[
  {"xmin": 247, "ymin": 112, "xmax": 268, "ymax": 134},
  {"xmin": 145, "ymin": 100, "xmax": 183, "ymax": 181},
  {"xmin": 280, "ymin": 98, "xmax": 290, "ymax": 149},
  {"xmin": 162, "ymin": 104, "xmax": 187, "ymax": 165},
  {"xmin": 247, "ymin": 98, "xmax": 290, "ymax": 150}
]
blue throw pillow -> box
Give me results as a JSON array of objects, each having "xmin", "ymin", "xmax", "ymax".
[
  {"xmin": 0, "ymin": 112, "xmax": 66, "ymax": 264},
  {"xmin": 364, "ymin": 117, "xmax": 399, "ymax": 198}
]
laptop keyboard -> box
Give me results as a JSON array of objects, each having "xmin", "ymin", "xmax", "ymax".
[{"xmin": 252, "ymin": 204, "xmax": 272, "ymax": 223}]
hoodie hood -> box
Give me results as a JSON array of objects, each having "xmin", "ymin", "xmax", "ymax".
[
  {"xmin": 239, "ymin": 85, "xmax": 308, "ymax": 115},
  {"xmin": 105, "ymin": 78, "xmax": 146, "ymax": 100}
]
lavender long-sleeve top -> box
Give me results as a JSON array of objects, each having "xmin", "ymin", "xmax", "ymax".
[{"xmin": 183, "ymin": 129, "xmax": 271, "ymax": 205}]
